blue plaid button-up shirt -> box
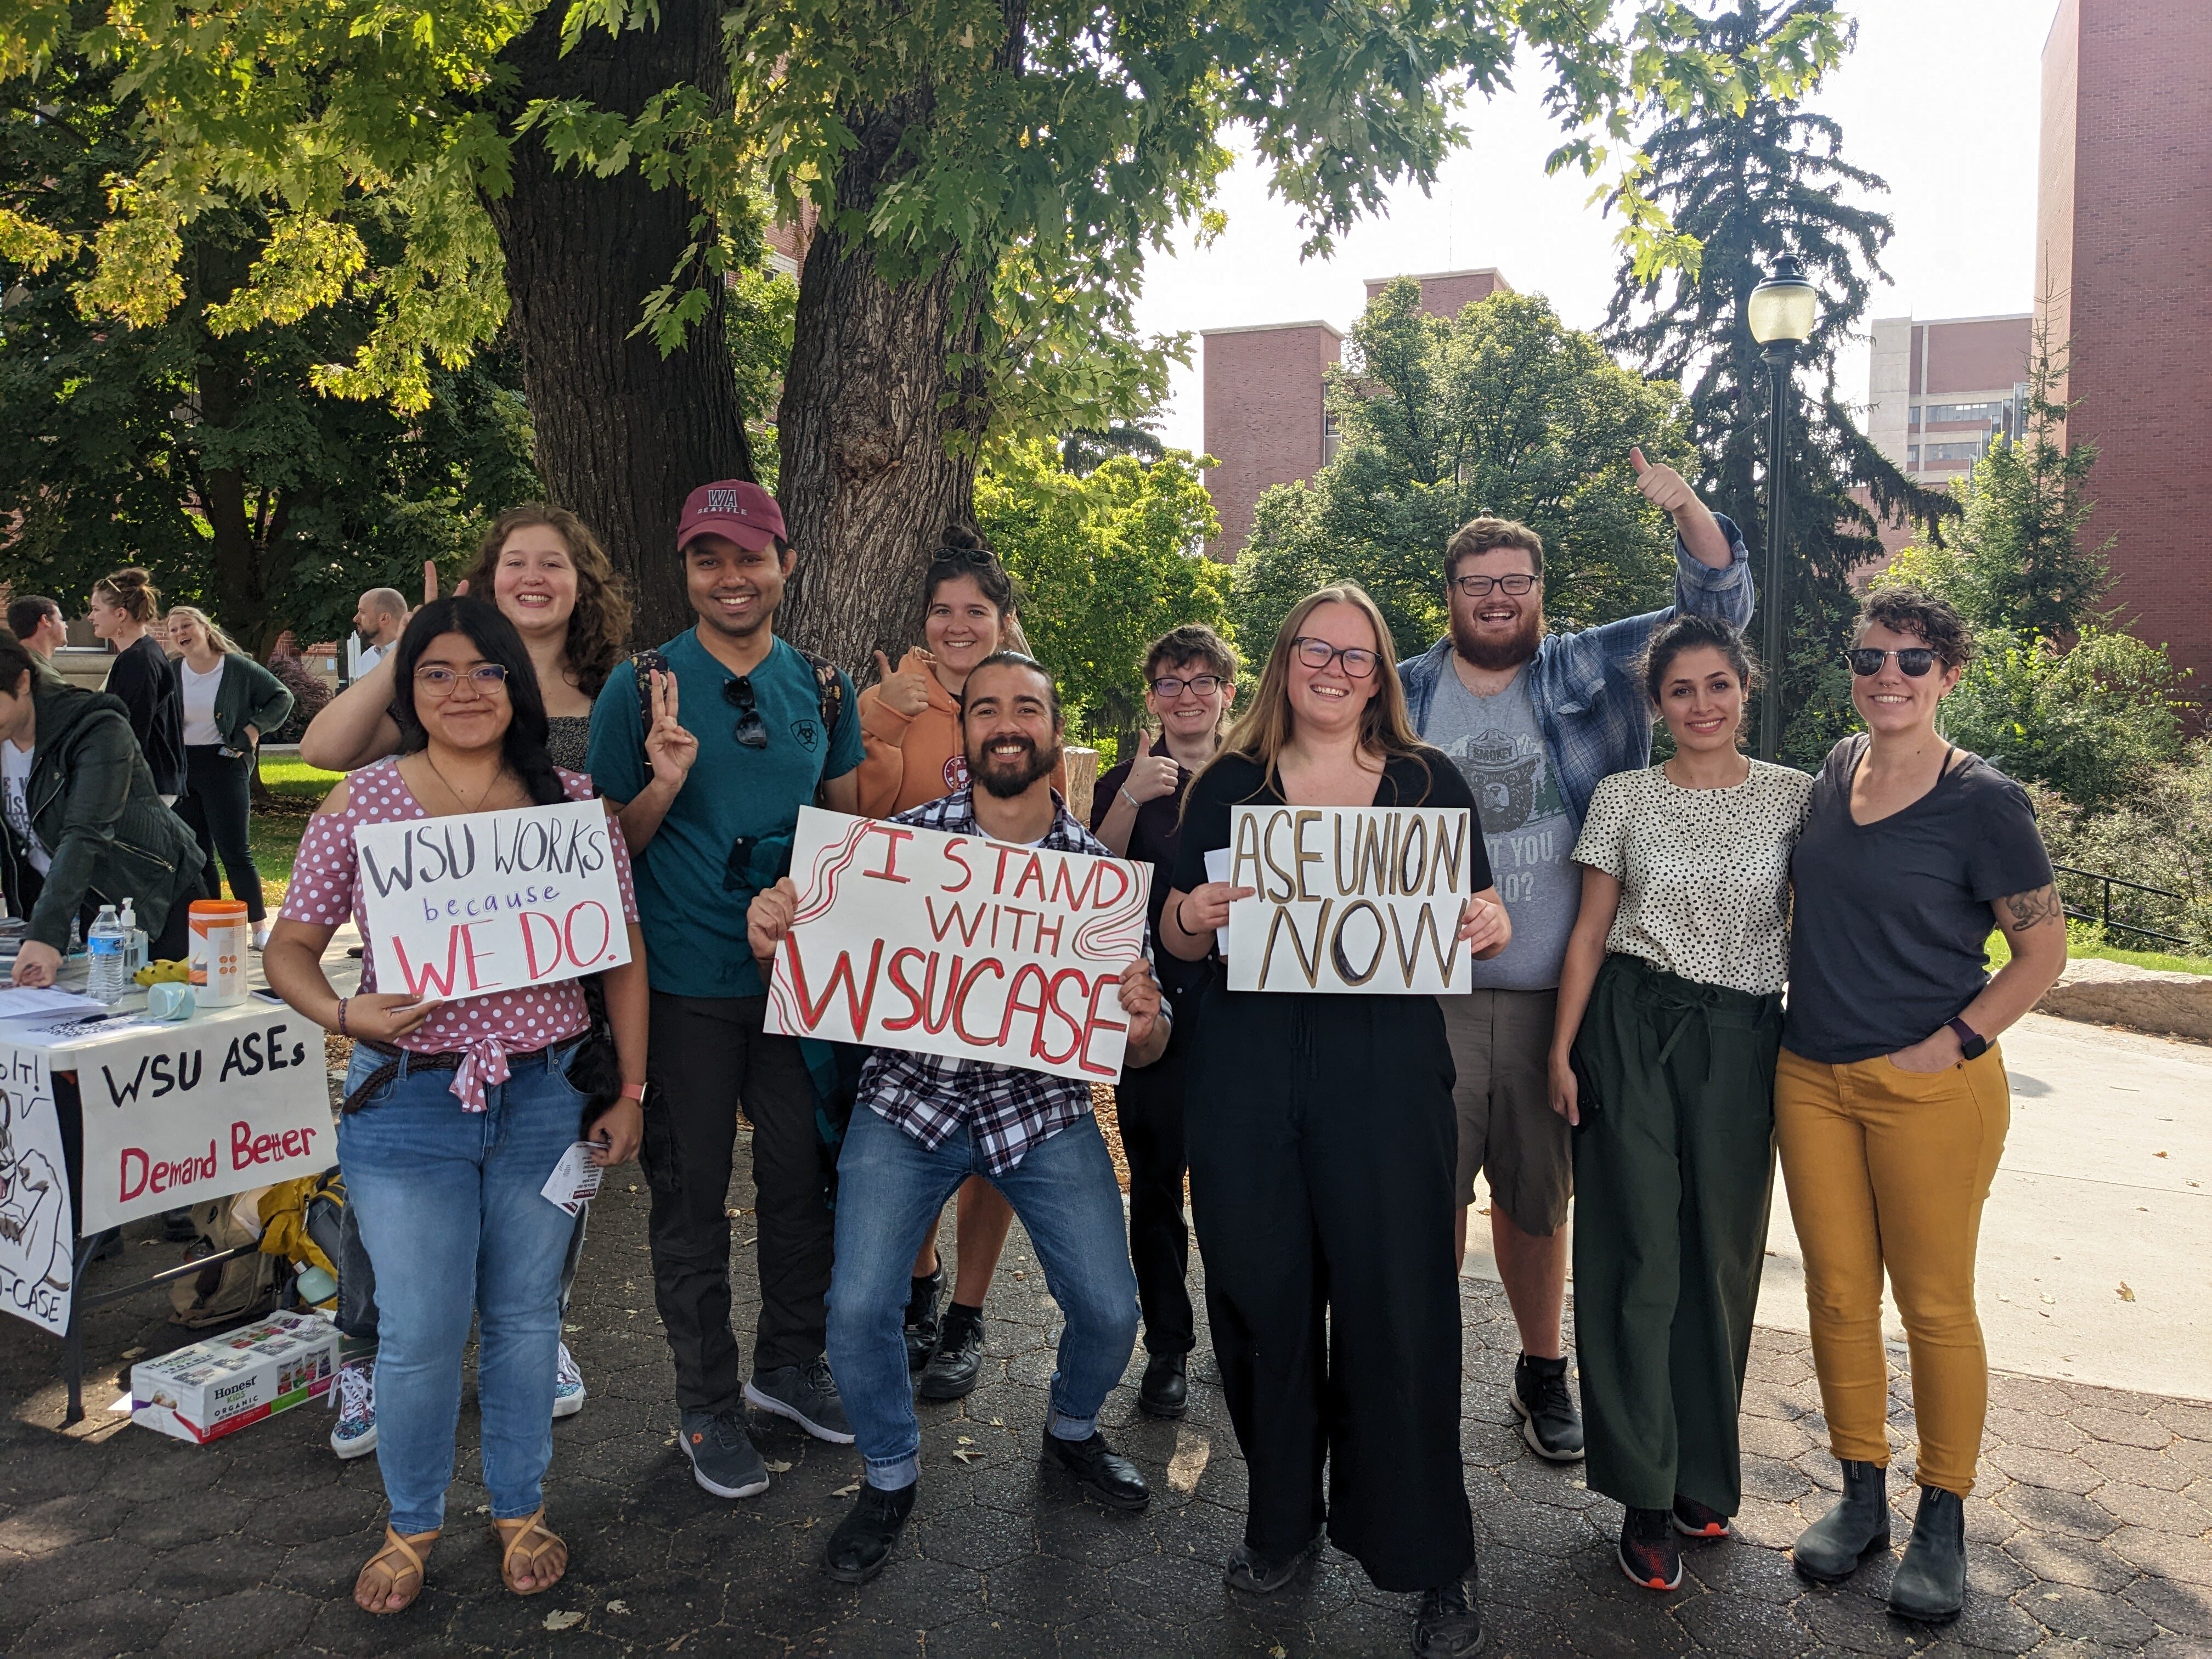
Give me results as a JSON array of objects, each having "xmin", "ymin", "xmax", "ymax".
[
  {"xmin": 1398, "ymin": 515, "xmax": 1755, "ymax": 827},
  {"xmin": 855, "ymin": 787, "xmax": 1122, "ymax": 1175}
]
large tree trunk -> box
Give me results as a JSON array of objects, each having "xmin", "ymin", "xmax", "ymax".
[
  {"xmin": 484, "ymin": 0, "xmax": 752, "ymax": 648},
  {"xmin": 775, "ymin": 97, "xmax": 988, "ymax": 674}
]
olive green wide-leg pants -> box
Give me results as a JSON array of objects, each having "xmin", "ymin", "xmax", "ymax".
[{"xmin": 1570, "ymin": 952, "xmax": 1782, "ymax": 1515}]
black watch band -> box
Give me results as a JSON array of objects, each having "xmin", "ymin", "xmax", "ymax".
[{"xmin": 1945, "ymin": 1017, "xmax": 1988, "ymax": 1061}]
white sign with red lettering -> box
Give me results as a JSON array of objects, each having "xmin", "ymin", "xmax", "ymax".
[
  {"xmin": 353, "ymin": 799, "xmax": 631, "ymax": 997},
  {"xmin": 764, "ymin": 806, "xmax": 1150, "ymax": 1082},
  {"xmin": 76, "ymin": 1018, "xmax": 334, "ymax": 1231},
  {"xmin": 0, "ymin": 1044, "xmax": 74, "ymax": 1335}
]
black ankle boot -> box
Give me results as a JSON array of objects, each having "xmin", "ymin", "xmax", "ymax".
[
  {"xmin": 1792, "ymin": 1459, "xmax": 1891, "ymax": 1582},
  {"xmin": 1888, "ymin": 1486, "xmax": 1966, "ymax": 1622},
  {"xmin": 902, "ymin": 1269, "xmax": 943, "ymax": 1374},
  {"xmin": 824, "ymin": 1482, "xmax": 918, "ymax": 1584}
]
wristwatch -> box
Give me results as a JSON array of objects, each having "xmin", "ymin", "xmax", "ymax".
[
  {"xmin": 1945, "ymin": 1017, "xmax": 1988, "ymax": 1062},
  {"xmin": 619, "ymin": 1082, "xmax": 647, "ymax": 1104}
]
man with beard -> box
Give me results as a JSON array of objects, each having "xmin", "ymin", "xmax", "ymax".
[
  {"xmin": 1398, "ymin": 450, "xmax": 1751, "ymax": 1464},
  {"xmin": 747, "ymin": 651, "xmax": 1170, "ymax": 1584},
  {"xmin": 589, "ymin": 480, "xmax": 865, "ymax": 1502}
]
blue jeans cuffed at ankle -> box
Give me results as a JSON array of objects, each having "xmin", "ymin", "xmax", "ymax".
[
  {"xmin": 825, "ymin": 1104, "xmax": 1138, "ymax": 1491},
  {"xmin": 338, "ymin": 1040, "xmax": 585, "ymax": 1534}
]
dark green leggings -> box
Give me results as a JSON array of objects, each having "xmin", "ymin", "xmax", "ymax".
[{"xmin": 1570, "ymin": 952, "xmax": 1781, "ymax": 1515}]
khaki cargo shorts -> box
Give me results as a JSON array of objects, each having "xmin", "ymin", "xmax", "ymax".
[{"xmin": 1442, "ymin": 988, "xmax": 1572, "ymax": 1237}]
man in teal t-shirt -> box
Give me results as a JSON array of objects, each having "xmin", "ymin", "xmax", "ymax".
[{"xmin": 588, "ymin": 479, "xmax": 863, "ymax": 1502}]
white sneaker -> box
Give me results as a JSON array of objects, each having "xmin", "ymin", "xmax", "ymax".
[
  {"xmin": 251, "ymin": 923, "xmax": 272, "ymax": 950},
  {"xmin": 552, "ymin": 1340, "xmax": 586, "ymax": 1419},
  {"xmin": 331, "ymin": 1357, "xmax": 377, "ymax": 1459}
]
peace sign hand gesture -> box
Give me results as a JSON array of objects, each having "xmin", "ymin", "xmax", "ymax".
[{"xmin": 644, "ymin": 670, "xmax": 699, "ymax": 794}]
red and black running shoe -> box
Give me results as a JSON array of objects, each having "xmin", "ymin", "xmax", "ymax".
[
  {"xmin": 1671, "ymin": 1494, "xmax": 1733, "ymax": 1540},
  {"xmin": 1618, "ymin": 1507, "xmax": 1684, "ymax": 1592}
]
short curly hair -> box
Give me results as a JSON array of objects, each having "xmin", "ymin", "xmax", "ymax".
[{"xmin": 1855, "ymin": 584, "xmax": 1973, "ymax": 669}]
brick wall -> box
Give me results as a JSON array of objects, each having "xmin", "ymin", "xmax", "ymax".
[
  {"xmin": 1200, "ymin": 323, "xmax": 1341, "ymax": 558},
  {"xmin": 2039, "ymin": 0, "xmax": 2212, "ymax": 703},
  {"xmin": 1361, "ymin": 269, "xmax": 1513, "ymax": 318}
]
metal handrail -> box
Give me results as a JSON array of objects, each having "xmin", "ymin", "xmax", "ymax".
[{"xmin": 2049, "ymin": 861, "xmax": 2192, "ymax": 949}]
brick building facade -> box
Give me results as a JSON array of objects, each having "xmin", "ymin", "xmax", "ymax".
[{"xmin": 2036, "ymin": 0, "xmax": 2212, "ymax": 689}]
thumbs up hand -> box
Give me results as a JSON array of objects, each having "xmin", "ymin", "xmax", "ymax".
[
  {"xmin": 1630, "ymin": 447, "xmax": 1695, "ymax": 515},
  {"xmin": 872, "ymin": 650, "xmax": 935, "ymax": 719}
]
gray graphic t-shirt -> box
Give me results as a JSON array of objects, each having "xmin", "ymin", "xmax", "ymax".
[{"xmin": 1424, "ymin": 665, "xmax": 1578, "ymax": 990}]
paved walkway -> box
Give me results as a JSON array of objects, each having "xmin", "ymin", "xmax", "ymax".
[{"xmin": 5, "ymin": 1115, "xmax": 2210, "ymax": 1657}]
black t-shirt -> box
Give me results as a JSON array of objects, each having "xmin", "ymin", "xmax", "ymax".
[
  {"xmin": 1785, "ymin": 734, "xmax": 2054, "ymax": 1064},
  {"xmin": 1171, "ymin": 747, "xmax": 1494, "ymax": 898},
  {"xmin": 108, "ymin": 635, "xmax": 184, "ymax": 795},
  {"xmin": 1092, "ymin": 735, "xmax": 1209, "ymax": 997}
]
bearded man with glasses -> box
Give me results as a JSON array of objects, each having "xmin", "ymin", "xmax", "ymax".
[
  {"xmin": 1395, "ymin": 449, "xmax": 1752, "ymax": 1465},
  {"xmin": 587, "ymin": 480, "xmax": 866, "ymax": 1503}
]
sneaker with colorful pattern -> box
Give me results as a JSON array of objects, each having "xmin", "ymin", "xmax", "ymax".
[
  {"xmin": 331, "ymin": 1357, "xmax": 377, "ymax": 1460},
  {"xmin": 552, "ymin": 1341, "xmax": 586, "ymax": 1419}
]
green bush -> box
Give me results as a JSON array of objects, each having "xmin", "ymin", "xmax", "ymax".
[
  {"xmin": 2033, "ymin": 744, "xmax": 2212, "ymax": 953},
  {"xmin": 1940, "ymin": 627, "xmax": 2185, "ymax": 808}
]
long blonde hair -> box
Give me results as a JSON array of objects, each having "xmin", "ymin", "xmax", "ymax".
[
  {"xmin": 1207, "ymin": 584, "xmax": 1428, "ymax": 795},
  {"xmin": 166, "ymin": 605, "xmax": 239, "ymax": 658}
]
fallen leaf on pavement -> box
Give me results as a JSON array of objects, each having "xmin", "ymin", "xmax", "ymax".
[
  {"xmin": 833, "ymin": 1482, "xmax": 861, "ymax": 1497},
  {"xmin": 764, "ymin": 1458, "xmax": 793, "ymax": 1472},
  {"xmin": 606, "ymin": 1600, "xmax": 629, "ymax": 1615},
  {"xmin": 2117, "ymin": 1282, "xmax": 2136, "ymax": 1301},
  {"xmin": 544, "ymin": 1610, "xmax": 585, "ymax": 1631}
]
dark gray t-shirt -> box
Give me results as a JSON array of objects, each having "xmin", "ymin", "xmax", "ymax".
[{"xmin": 1785, "ymin": 735, "xmax": 2054, "ymax": 1064}]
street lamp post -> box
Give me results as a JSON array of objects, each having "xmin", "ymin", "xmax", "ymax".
[{"xmin": 1746, "ymin": 256, "xmax": 1817, "ymax": 763}]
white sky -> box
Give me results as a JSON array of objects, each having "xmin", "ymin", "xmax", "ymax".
[{"xmin": 1134, "ymin": 0, "xmax": 2055, "ymax": 456}]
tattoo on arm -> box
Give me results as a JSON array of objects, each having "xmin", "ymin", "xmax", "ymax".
[{"xmin": 1999, "ymin": 884, "xmax": 2065, "ymax": 930}]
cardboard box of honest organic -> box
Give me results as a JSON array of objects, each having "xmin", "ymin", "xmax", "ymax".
[{"xmin": 130, "ymin": 1312, "xmax": 338, "ymax": 1444}]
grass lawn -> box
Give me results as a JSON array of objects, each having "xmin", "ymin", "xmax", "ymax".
[
  {"xmin": 1988, "ymin": 921, "xmax": 2212, "ymax": 977},
  {"xmin": 246, "ymin": 758, "xmax": 347, "ymax": 903}
]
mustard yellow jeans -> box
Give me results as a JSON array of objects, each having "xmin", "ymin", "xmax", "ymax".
[{"xmin": 1773, "ymin": 1045, "xmax": 2010, "ymax": 1497}]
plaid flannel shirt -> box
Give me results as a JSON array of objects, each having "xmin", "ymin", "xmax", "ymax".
[
  {"xmin": 1397, "ymin": 515, "xmax": 1754, "ymax": 827},
  {"xmin": 856, "ymin": 787, "xmax": 1113, "ymax": 1175}
]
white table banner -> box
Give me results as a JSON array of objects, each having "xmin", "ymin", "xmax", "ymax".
[
  {"xmin": 354, "ymin": 798, "xmax": 631, "ymax": 997},
  {"xmin": 1223, "ymin": 805, "xmax": 1475, "ymax": 994},
  {"xmin": 0, "ymin": 1044, "xmax": 75, "ymax": 1334},
  {"xmin": 765, "ymin": 806, "xmax": 1150, "ymax": 1082}
]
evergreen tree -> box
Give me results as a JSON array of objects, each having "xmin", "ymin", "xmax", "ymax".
[{"xmin": 1603, "ymin": 0, "xmax": 1953, "ymax": 766}]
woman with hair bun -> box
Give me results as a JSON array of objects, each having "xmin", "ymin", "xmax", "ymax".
[
  {"xmin": 1548, "ymin": 614, "xmax": 1812, "ymax": 1594},
  {"xmin": 89, "ymin": 567, "xmax": 184, "ymax": 800}
]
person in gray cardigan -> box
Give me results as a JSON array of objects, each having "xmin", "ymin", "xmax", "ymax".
[{"xmin": 1, "ymin": 630, "xmax": 205, "ymax": 984}]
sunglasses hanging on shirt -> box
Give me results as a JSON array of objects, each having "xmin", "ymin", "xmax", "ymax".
[{"xmin": 723, "ymin": 675, "xmax": 770, "ymax": 748}]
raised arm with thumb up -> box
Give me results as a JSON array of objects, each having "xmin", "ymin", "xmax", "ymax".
[{"xmin": 872, "ymin": 648, "xmax": 934, "ymax": 719}]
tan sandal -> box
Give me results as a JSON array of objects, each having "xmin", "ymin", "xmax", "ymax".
[
  {"xmin": 492, "ymin": 1507, "xmax": 568, "ymax": 1596},
  {"xmin": 354, "ymin": 1526, "xmax": 437, "ymax": 1615}
]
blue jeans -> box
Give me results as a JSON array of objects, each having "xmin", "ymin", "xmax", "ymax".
[
  {"xmin": 826, "ymin": 1104, "xmax": 1139, "ymax": 1491},
  {"xmin": 339, "ymin": 1041, "xmax": 585, "ymax": 1534}
]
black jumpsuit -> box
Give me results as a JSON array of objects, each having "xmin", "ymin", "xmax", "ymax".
[{"xmin": 1172, "ymin": 749, "xmax": 1491, "ymax": 1593}]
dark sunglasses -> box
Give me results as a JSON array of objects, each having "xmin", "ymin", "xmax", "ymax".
[
  {"xmin": 723, "ymin": 675, "xmax": 769, "ymax": 748},
  {"xmin": 1846, "ymin": 647, "xmax": 1940, "ymax": 678}
]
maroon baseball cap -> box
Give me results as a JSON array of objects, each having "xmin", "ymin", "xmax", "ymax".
[{"xmin": 676, "ymin": 479, "xmax": 786, "ymax": 554}]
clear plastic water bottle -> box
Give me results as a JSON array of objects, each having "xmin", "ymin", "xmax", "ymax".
[
  {"xmin": 87, "ymin": 904, "xmax": 128, "ymax": 1005},
  {"xmin": 119, "ymin": 898, "xmax": 147, "ymax": 978}
]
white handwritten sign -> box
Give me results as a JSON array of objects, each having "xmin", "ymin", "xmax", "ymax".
[
  {"xmin": 765, "ymin": 806, "xmax": 1150, "ymax": 1081},
  {"xmin": 0, "ymin": 1045, "xmax": 73, "ymax": 1335},
  {"xmin": 1224, "ymin": 806, "xmax": 1474, "ymax": 994},
  {"xmin": 77, "ymin": 1019, "xmax": 334, "ymax": 1231},
  {"xmin": 354, "ymin": 799, "xmax": 631, "ymax": 997}
]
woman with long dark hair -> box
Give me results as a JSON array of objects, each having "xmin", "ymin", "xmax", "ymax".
[
  {"xmin": 1160, "ymin": 584, "xmax": 1509, "ymax": 1659},
  {"xmin": 264, "ymin": 598, "xmax": 649, "ymax": 1616}
]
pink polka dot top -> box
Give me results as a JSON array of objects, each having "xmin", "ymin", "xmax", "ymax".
[{"xmin": 279, "ymin": 758, "xmax": 640, "ymax": 1110}]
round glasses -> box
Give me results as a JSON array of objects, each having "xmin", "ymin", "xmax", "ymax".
[
  {"xmin": 1149, "ymin": 673, "xmax": 1227, "ymax": 699},
  {"xmin": 1291, "ymin": 637, "xmax": 1379, "ymax": 679},
  {"xmin": 413, "ymin": 664, "xmax": 510, "ymax": 698}
]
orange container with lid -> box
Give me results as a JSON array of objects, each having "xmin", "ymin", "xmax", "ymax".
[{"xmin": 189, "ymin": 899, "xmax": 251, "ymax": 1006}]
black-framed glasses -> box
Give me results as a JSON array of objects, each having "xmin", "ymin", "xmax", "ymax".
[
  {"xmin": 1290, "ymin": 637, "xmax": 1380, "ymax": 679},
  {"xmin": 1846, "ymin": 647, "xmax": 1939, "ymax": 678},
  {"xmin": 1451, "ymin": 572, "xmax": 1537, "ymax": 599},
  {"xmin": 413, "ymin": 664, "xmax": 510, "ymax": 698},
  {"xmin": 723, "ymin": 675, "xmax": 769, "ymax": 748},
  {"xmin": 1149, "ymin": 673, "xmax": 1227, "ymax": 699}
]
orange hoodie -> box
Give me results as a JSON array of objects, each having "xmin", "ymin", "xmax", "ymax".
[{"xmin": 856, "ymin": 647, "xmax": 1068, "ymax": 817}]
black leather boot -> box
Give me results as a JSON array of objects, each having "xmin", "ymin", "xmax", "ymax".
[
  {"xmin": 1888, "ymin": 1486, "xmax": 1966, "ymax": 1622},
  {"xmin": 1792, "ymin": 1459, "xmax": 1892, "ymax": 1582},
  {"xmin": 902, "ymin": 1269, "xmax": 943, "ymax": 1374},
  {"xmin": 1139, "ymin": 1351, "xmax": 1188, "ymax": 1419}
]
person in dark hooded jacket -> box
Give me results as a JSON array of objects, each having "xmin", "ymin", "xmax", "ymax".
[{"xmin": 1, "ymin": 629, "xmax": 205, "ymax": 986}]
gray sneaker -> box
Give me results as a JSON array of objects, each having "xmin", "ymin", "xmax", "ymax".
[
  {"xmin": 679, "ymin": 1407, "xmax": 771, "ymax": 1498},
  {"xmin": 744, "ymin": 1356, "xmax": 856, "ymax": 1444}
]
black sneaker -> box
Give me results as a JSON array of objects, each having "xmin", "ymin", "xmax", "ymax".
[
  {"xmin": 1224, "ymin": 1531, "xmax": 1323, "ymax": 1593},
  {"xmin": 1139, "ymin": 1351, "xmax": 1188, "ymax": 1419},
  {"xmin": 1413, "ymin": 1575, "xmax": 1484, "ymax": 1656},
  {"xmin": 903, "ymin": 1269, "xmax": 944, "ymax": 1374},
  {"xmin": 1040, "ymin": 1430, "xmax": 1149, "ymax": 1511},
  {"xmin": 1671, "ymin": 1493, "xmax": 1731, "ymax": 1541},
  {"xmin": 918, "ymin": 1305, "xmax": 985, "ymax": 1401},
  {"xmin": 1618, "ymin": 1506, "xmax": 1684, "ymax": 1592},
  {"xmin": 1508, "ymin": 1353, "xmax": 1585, "ymax": 1463},
  {"xmin": 744, "ymin": 1357, "xmax": 855, "ymax": 1444},
  {"xmin": 823, "ymin": 1481, "xmax": 917, "ymax": 1584},
  {"xmin": 679, "ymin": 1407, "xmax": 771, "ymax": 1499}
]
